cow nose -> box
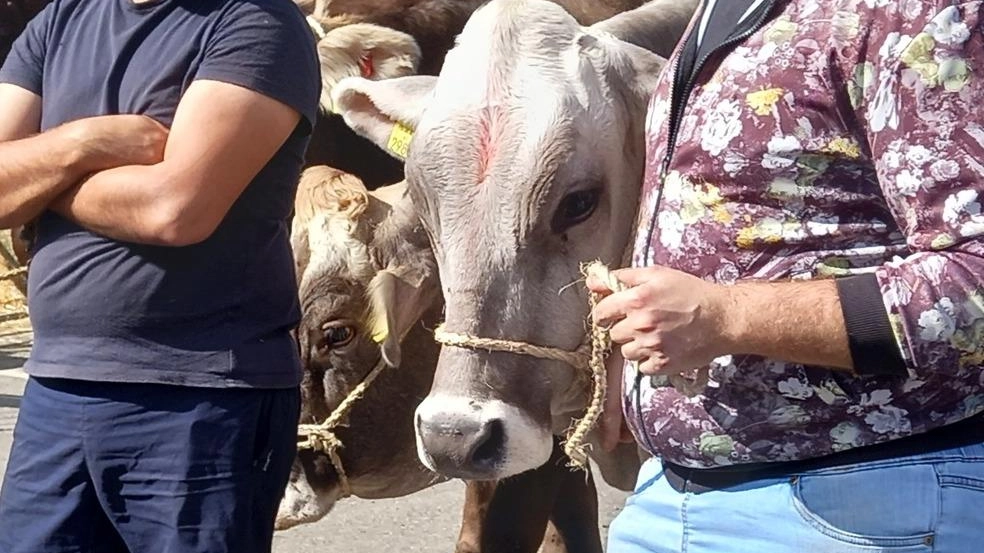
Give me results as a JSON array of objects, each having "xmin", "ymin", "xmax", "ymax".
[{"xmin": 415, "ymin": 411, "xmax": 506, "ymax": 479}]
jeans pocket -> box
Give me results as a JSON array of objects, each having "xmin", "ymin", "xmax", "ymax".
[{"xmin": 790, "ymin": 462, "xmax": 938, "ymax": 549}]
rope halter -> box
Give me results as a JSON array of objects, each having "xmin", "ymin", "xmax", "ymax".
[
  {"xmin": 432, "ymin": 262, "xmax": 709, "ymax": 469},
  {"xmin": 296, "ymin": 355, "xmax": 389, "ymax": 498}
]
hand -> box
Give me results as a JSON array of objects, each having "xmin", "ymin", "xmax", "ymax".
[
  {"xmin": 58, "ymin": 115, "xmax": 168, "ymax": 172},
  {"xmin": 586, "ymin": 265, "xmax": 734, "ymax": 377}
]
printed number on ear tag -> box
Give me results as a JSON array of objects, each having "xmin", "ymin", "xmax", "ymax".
[{"xmin": 387, "ymin": 121, "xmax": 414, "ymax": 160}]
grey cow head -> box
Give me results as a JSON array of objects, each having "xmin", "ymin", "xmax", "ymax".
[
  {"xmin": 333, "ymin": 0, "xmax": 689, "ymax": 480},
  {"xmin": 277, "ymin": 167, "xmax": 444, "ymax": 529}
]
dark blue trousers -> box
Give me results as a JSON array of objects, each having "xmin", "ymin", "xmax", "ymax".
[{"xmin": 0, "ymin": 377, "xmax": 300, "ymax": 553}]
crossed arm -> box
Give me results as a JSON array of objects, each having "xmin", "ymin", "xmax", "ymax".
[{"xmin": 0, "ymin": 79, "xmax": 302, "ymax": 246}]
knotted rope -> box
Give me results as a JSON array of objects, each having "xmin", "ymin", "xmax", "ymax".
[
  {"xmin": 296, "ymin": 357, "xmax": 389, "ymax": 498},
  {"xmin": 432, "ymin": 262, "xmax": 619, "ymax": 469}
]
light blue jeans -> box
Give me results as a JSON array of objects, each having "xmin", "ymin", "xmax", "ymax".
[{"xmin": 607, "ymin": 442, "xmax": 984, "ymax": 553}]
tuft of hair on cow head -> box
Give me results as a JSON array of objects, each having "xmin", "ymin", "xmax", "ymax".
[
  {"xmin": 331, "ymin": 75, "xmax": 437, "ymax": 161},
  {"xmin": 317, "ymin": 23, "xmax": 423, "ymax": 114},
  {"xmin": 292, "ymin": 166, "xmax": 373, "ymax": 291}
]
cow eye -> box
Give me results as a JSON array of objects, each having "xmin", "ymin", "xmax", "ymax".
[
  {"xmin": 319, "ymin": 323, "xmax": 356, "ymax": 350},
  {"xmin": 553, "ymin": 188, "xmax": 601, "ymax": 233}
]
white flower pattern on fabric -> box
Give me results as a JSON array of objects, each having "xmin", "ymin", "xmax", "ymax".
[
  {"xmin": 628, "ymin": 0, "xmax": 984, "ymax": 468},
  {"xmin": 700, "ymin": 99, "xmax": 743, "ymax": 156},
  {"xmin": 918, "ymin": 297, "xmax": 957, "ymax": 341}
]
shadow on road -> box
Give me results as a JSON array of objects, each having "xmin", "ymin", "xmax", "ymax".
[{"xmin": 0, "ymin": 394, "xmax": 19, "ymax": 408}]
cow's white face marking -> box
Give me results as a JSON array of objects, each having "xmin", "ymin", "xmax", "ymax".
[
  {"xmin": 275, "ymin": 461, "xmax": 340, "ymax": 531},
  {"xmin": 414, "ymin": 396, "xmax": 553, "ymax": 476}
]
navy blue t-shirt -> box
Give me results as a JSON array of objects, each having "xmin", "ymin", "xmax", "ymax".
[{"xmin": 0, "ymin": 0, "xmax": 321, "ymax": 388}]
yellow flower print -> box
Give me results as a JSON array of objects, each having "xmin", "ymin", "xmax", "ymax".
[
  {"xmin": 901, "ymin": 33, "xmax": 936, "ymax": 66},
  {"xmin": 712, "ymin": 205, "xmax": 733, "ymax": 224},
  {"xmin": 736, "ymin": 227, "xmax": 757, "ymax": 249},
  {"xmin": 696, "ymin": 183, "xmax": 724, "ymax": 206},
  {"xmin": 822, "ymin": 137, "xmax": 862, "ymax": 159},
  {"xmin": 746, "ymin": 88, "xmax": 784, "ymax": 116},
  {"xmin": 764, "ymin": 16, "xmax": 798, "ymax": 43},
  {"xmin": 901, "ymin": 33, "xmax": 941, "ymax": 86},
  {"xmin": 679, "ymin": 182, "xmax": 724, "ymax": 224},
  {"xmin": 931, "ymin": 233, "xmax": 957, "ymax": 249},
  {"xmin": 736, "ymin": 218, "xmax": 785, "ymax": 248}
]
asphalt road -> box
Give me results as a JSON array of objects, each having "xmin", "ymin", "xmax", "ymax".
[{"xmin": 0, "ymin": 318, "xmax": 631, "ymax": 552}]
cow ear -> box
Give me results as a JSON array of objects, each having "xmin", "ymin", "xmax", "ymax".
[
  {"xmin": 366, "ymin": 267, "xmax": 439, "ymax": 368},
  {"xmin": 318, "ymin": 23, "xmax": 422, "ymax": 114},
  {"xmin": 332, "ymin": 75, "xmax": 437, "ymax": 161}
]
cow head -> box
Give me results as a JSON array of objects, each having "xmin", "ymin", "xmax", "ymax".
[
  {"xmin": 331, "ymin": 0, "xmax": 687, "ymax": 480},
  {"xmin": 313, "ymin": 22, "xmax": 422, "ymax": 114},
  {"xmin": 277, "ymin": 167, "xmax": 443, "ymax": 529}
]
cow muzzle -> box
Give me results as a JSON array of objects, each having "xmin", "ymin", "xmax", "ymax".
[{"xmin": 414, "ymin": 396, "xmax": 553, "ymax": 479}]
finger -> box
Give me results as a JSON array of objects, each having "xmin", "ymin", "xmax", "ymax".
[
  {"xmin": 600, "ymin": 350, "xmax": 625, "ymax": 452},
  {"xmin": 611, "ymin": 266, "xmax": 663, "ymax": 287},
  {"xmin": 608, "ymin": 312, "xmax": 657, "ymax": 344},
  {"xmin": 585, "ymin": 274, "xmax": 615, "ymax": 296},
  {"xmin": 638, "ymin": 354, "xmax": 669, "ymax": 375},
  {"xmin": 592, "ymin": 289, "xmax": 638, "ymax": 325},
  {"xmin": 620, "ymin": 341, "xmax": 655, "ymax": 362}
]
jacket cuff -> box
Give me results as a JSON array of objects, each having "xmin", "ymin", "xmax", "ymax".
[{"xmin": 835, "ymin": 274, "xmax": 907, "ymax": 377}]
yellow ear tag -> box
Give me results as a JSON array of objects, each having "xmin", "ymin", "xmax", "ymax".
[
  {"xmin": 370, "ymin": 317, "xmax": 389, "ymax": 345},
  {"xmin": 386, "ymin": 121, "xmax": 414, "ymax": 160}
]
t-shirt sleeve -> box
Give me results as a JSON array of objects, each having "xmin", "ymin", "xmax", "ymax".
[
  {"xmin": 195, "ymin": 0, "xmax": 321, "ymax": 133},
  {"xmin": 0, "ymin": 2, "xmax": 54, "ymax": 95}
]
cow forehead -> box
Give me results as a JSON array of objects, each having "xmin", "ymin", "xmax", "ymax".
[
  {"xmin": 408, "ymin": 29, "xmax": 602, "ymax": 190},
  {"xmin": 299, "ymin": 213, "xmax": 374, "ymax": 295}
]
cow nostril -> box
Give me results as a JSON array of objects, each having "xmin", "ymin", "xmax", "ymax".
[{"xmin": 469, "ymin": 419, "xmax": 505, "ymax": 469}]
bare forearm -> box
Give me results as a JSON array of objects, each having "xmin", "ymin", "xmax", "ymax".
[
  {"xmin": 52, "ymin": 164, "xmax": 191, "ymax": 246},
  {"xmin": 0, "ymin": 128, "xmax": 89, "ymax": 228},
  {"xmin": 722, "ymin": 279, "xmax": 855, "ymax": 372}
]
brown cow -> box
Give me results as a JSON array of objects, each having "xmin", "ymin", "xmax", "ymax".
[{"xmin": 279, "ymin": 167, "xmax": 606, "ymax": 553}]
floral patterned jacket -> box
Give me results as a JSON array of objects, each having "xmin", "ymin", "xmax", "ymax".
[{"xmin": 627, "ymin": 0, "xmax": 984, "ymax": 467}]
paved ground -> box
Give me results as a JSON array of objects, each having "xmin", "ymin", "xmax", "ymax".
[{"xmin": 0, "ymin": 317, "xmax": 630, "ymax": 552}]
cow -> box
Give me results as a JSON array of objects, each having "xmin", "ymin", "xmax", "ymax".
[
  {"xmin": 278, "ymin": 167, "xmax": 606, "ymax": 553},
  {"xmin": 301, "ymin": 0, "xmax": 664, "ymax": 189},
  {"xmin": 329, "ymin": 0, "xmax": 697, "ymax": 482}
]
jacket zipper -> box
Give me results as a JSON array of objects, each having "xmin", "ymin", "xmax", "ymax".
[{"xmin": 632, "ymin": 0, "xmax": 778, "ymax": 457}]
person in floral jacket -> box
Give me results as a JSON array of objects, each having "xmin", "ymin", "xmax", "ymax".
[{"xmin": 588, "ymin": 0, "xmax": 984, "ymax": 551}]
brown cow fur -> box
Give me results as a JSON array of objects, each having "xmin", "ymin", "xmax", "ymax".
[{"xmin": 456, "ymin": 437, "xmax": 602, "ymax": 553}]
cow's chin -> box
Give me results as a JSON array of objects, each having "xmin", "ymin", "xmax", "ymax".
[{"xmin": 275, "ymin": 461, "xmax": 341, "ymax": 531}]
